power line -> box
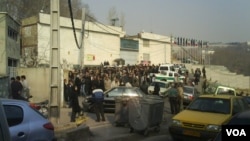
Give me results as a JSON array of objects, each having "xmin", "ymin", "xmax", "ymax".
[{"xmin": 68, "ymin": 0, "xmax": 83, "ymax": 49}]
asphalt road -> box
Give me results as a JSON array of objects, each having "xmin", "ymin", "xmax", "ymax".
[
  {"xmin": 86, "ymin": 96, "xmax": 175, "ymax": 141},
  {"xmin": 87, "ymin": 75, "xmax": 203, "ymax": 141}
]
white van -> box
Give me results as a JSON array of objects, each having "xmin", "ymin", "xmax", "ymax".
[{"xmin": 158, "ymin": 64, "xmax": 175, "ymax": 73}]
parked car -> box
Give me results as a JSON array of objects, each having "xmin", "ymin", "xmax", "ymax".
[
  {"xmin": 204, "ymin": 83, "xmax": 236, "ymax": 96},
  {"xmin": 155, "ymin": 71, "xmax": 185, "ymax": 83},
  {"xmin": 0, "ymin": 99, "xmax": 11, "ymax": 141},
  {"xmin": 169, "ymin": 95, "xmax": 249, "ymax": 141},
  {"xmin": 243, "ymin": 96, "xmax": 250, "ymax": 107},
  {"xmin": 147, "ymin": 80, "xmax": 170, "ymax": 97},
  {"xmin": 83, "ymin": 86, "xmax": 145, "ymax": 112},
  {"xmin": 183, "ymin": 85, "xmax": 200, "ymax": 106},
  {"xmin": 210, "ymin": 109, "xmax": 250, "ymax": 141},
  {"xmin": 1, "ymin": 98, "xmax": 56, "ymax": 141}
]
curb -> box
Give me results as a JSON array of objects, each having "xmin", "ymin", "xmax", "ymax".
[{"xmin": 55, "ymin": 124, "xmax": 91, "ymax": 141}]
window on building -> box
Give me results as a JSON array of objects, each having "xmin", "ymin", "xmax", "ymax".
[
  {"xmin": 143, "ymin": 39, "xmax": 150, "ymax": 47},
  {"xmin": 8, "ymin": 58, "xmax": 17, "ymax": 67},
  {"xmin": 7, "ymin": 26, "xmax": 18, "ymax": 41}
]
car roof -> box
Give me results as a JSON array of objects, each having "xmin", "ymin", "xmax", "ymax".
[
  {"xmin": 0, "ymin": 98, "xmax": 28, "ymax": 103},
  {"xmin": 183, "ymin": 85, "xmax": 195, "ymax": 88},
  {"xmin": 153, "ymin": 80, "xmax": 169, "ymax": 84},
  {"xmin": 234, "ymin": 109, "xmax": 250, "ymax": 119},
  {"xmin": 199, "ymin": 94, "xmax": 237, "ymax": 99}
]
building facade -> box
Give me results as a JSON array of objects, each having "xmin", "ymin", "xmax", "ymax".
[
  {"xmin": 21, "ymin": 13, "xmax": 172, "ymax": 69},
  {"xmin": 0, "ymin": 12, "xmax": 21, "ymax": 77}
]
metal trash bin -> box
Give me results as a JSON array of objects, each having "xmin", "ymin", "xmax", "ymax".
[
  {"xmin": 128, "ymin": 95, "xmax": 164, "ymax": 135},
  {"xmin": 114, "ymin": 96, "xmax": 129, "ymax": 127}
]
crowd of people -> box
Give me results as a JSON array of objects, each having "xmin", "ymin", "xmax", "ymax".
[
  {"xmin": 62, "ymin": 64, "xmax": 195, "ymax": 121},
  {"xmin": 9, "ymin": 75, "xmax": 30, "ymax": 101},
  {"xmin": 8, "ymin": 63, "xmax": 200, "ymax": 122}
]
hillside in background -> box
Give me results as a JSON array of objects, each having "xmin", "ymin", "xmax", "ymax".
[{"xmin": 210, "ymin": 44, "xmax": 250, "ymax": 76}]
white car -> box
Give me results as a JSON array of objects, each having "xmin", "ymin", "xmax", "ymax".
[
  {"xmin": 155, "ymin": 71, "xmax": 185, "ymax": 83},
  {"xmin": 147, "ymin": 80, "xmax": 170, "ymax": 97}
]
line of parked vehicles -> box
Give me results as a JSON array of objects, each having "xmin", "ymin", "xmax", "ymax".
[
  {"xmin": 1, "ymin": 63, "xmax": 249, "ymax": 141},
  {"xmin": 82, "ymin": 63, "xmax": 250, "ymax": 141}
]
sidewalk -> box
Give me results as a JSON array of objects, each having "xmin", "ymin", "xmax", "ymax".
[{"xmin": 53, "ymin": 97, "xmax": 113, "ymax": 141}]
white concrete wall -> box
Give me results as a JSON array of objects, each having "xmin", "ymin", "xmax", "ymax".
[
  {"xmin": 37, "ymin": 13, "xmax": 125, "ymax": 68},
  {"xmin": 186, "ymin": 64, "xmax": 250, "ymax": 90},
  {"xmin": 138, "ymin": 32, "xmax": 171, "ymax": 65}
]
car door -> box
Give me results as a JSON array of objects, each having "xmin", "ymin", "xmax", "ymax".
[
  {"xmin": 4, "ymin": 104, "xmax": 30, "ymax": 141},
  {"xmin": 0, "ymin": 100, "xmax": 11, "ymax": 141}
]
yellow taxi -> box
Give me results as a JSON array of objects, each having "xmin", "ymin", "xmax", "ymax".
[{"xmin": 169, "ymin": 95, "xmax": 249, "ymax": 141}]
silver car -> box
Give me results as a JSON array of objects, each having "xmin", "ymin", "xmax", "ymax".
[
  {"xmin": 183, "ymin": 85, "xmax": 200, "ymax": 105},
  {"xmin": 1, "ymin": 98, "xmax": 56, "ymax": 141},
  {"xmin": 0, "ymin": 99, "xmax": 11, "ymax": 141}
]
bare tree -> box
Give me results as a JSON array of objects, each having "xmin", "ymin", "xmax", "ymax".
[
  {"xmin": 108, "ymin": 6, "xmax": 119, "ymax": 26},
  {"xmin": 120, "ymin": 12, "xmax": 125, "ymax": 30},
  {"xmin": 1, "ymin": 0, "xmax": 93, "ymax": 21}
]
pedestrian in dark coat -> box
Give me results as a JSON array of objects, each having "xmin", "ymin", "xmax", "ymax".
[
  {"xmin": 168, "ymin": 83, "xmax": 179, "ymax": 114},
  {"xmin": 153, "ymin": 82, "xmax": 160, "ymax": 95},
  {"xmin": 70, "ymin": 85, "xmax": 81, "ymax": 122},
  {"xmin": 11, "ymin": 76, "xmax": 26, "ymax": 101}
]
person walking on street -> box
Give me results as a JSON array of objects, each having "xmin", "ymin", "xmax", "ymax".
[
  {"xmin": 202, "ymin": 66, "xmax": 206, "ymax": 78},
  {"xmin": 104, "ymin": 74, "xmax": 111, "ymax": 91},
  {"xmin": 20, "ymin": 75, "xmax": 30, "ymax": 99},
  {"xmin": 68, "ymin": 80, "xmax": 74, "ymax": 108},
  {"xmin": 64, "ymin": 79, "xmax": 70, "ymax": 106},
  {"xmin": 70, "ymin": 85, "xmax": 81, "ymax": 122},
  {"xmin": 168, "ymin": 83, "xmax": 179, "ymax": 114},
  {"xmin": 153, "ymin": 82, "xmax": 160, "ymax": 96},
  {"xmin": 11, "ymin": 76, "xmax": 26, "ymax": 101},
  {"xmin": 177, "ymin": 83, "xmax": 184, "ymax": 112},
  {"xmin": 92, "ymin": 85, "xmax": 105, "ymax": 122},
  {"xmin": 111, "ymin": 77, "xmax": 120, "ymax": 88}
]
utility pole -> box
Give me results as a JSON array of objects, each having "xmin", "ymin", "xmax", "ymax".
[
  {"xmin": 49, "ymin": 0, "xmax": 60, "ymax": 124},
  {"xmin": 81, "ymin": 8, "xmax": 86, "ymax": 67},
  {"xmin": 170, "ymin": 34, "xmax": 173, "ymax": 64}
]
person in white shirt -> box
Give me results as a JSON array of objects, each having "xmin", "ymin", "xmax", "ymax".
[
  {"xmin": 111, "ymin": 77, "xmax": 120, "ymax": 88},
  {"xmin": 20, "ymin": 75, "xmax": 30, "ymax": 99}
]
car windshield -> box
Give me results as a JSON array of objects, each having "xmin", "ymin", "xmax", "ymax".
[
  {"xmin": 151, "ymin": 82, "xmax": 167, "ymax": 88},
  {"xmin": 106, "ymin": 88, "xmax": 123, "ymax": 97},
  {"xmin": 106, "ymin": 87, "xmax": 144, "ymax": 97},
  {"xmin": 204, "ymin": 85, "xmax": 217, "ymax": 94},
  {"xmin": 187, "ymin": 97, "xmax": 230, "ymax": 114},
  {"xmin": 183, "ymin": 87, "xmax": 193, "ymax": 94}
]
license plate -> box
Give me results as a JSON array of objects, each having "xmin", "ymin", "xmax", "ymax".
[{"xmin": 183, "ymin": 130, "xmax": 200, "ymax": 137}]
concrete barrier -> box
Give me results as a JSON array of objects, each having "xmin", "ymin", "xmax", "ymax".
[{"xmin": 56, "ymin": 124, "xmax": 91, "ymax": 141}]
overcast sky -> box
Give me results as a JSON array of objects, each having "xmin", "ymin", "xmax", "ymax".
[{"xmin": 82, "ymin": 0, "xmax": 250, "ymax": 43}]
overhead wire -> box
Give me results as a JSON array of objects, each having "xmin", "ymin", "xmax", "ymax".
[{"xmin": 68, "ymin": 0, "xmax": 83, "ymax": 49}]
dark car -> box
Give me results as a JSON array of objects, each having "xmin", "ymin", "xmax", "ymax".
[
  {"xmin": 211, "ymin": 109, "xmax": 250, "ymax": 141},
  {"xmin": 243, "ymin": 96, "xmax": 250, "ymax": 107},
  {"xmin": 83, "ymin": 86, "xmax": 145, "ymax": 112},
  {"xmin": 183, "ymin": 85, "xmax": 200, "ymax": 106}
]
